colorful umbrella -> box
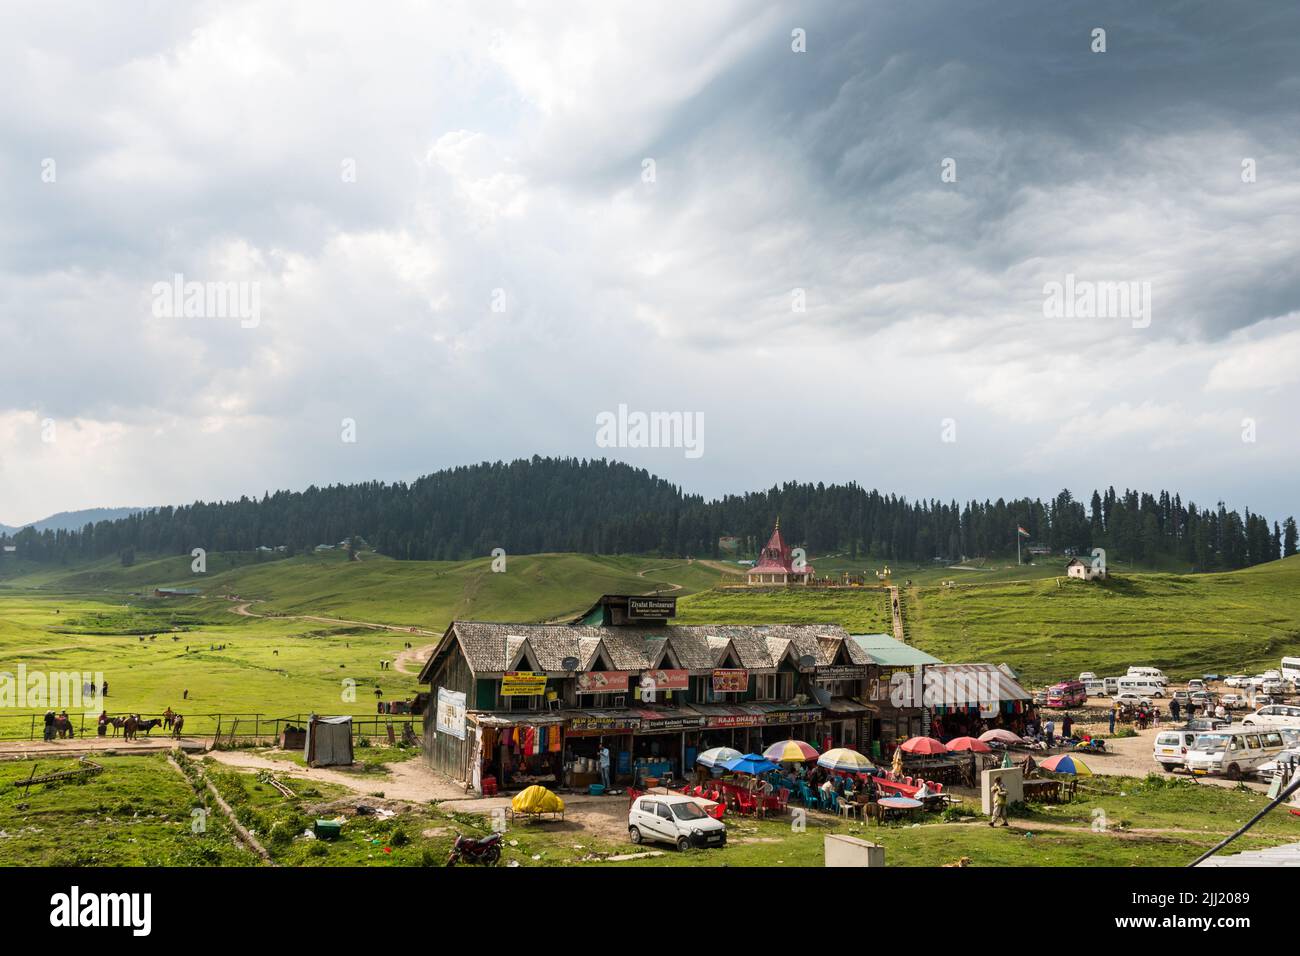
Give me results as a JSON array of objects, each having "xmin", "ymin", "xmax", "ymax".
[
  {"xmin": 899, "ymin": 736, "xmax": 948, "ymax": 755},
  {"xmin": 723, "ymin": 753, "xmax": 779, "ymax": 776},
  {"xmin": 762, "ymin": 739, "xmax": 820, "ymax": 763},
  {"xmin": 817, "ymin": 748, "xmax": 876, "ymax": 773},
  {"xmin": 978, "ymin": 729, "xmax": 1023, "ymax": 745},
  {"xmin": 696, "ymin": 747, "xmax": 744, "ymax": 768},
  {"xmin": 946, "ymin": 736, "xmax": 992, "ymax": 753},
  {"xmin": 1040, "ymin": 754, "xmax": 1092, "ymax": 775}
]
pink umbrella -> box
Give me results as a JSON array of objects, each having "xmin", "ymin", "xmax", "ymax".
[
  {"xmin": 899, "ymin": 736, "xmax": 948, "ymax": 755},
  {"xmin": 978, "ymin": 729, "xmax": 1023, "ymax": 745},
  {"xmin": 946, "ymin": 736, "xmax": 992, "ymax": 754}
]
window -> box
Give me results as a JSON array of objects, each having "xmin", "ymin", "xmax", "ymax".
[
  {"xmin": 1246, "ymin": 735, "xmax": 1261, "ymax": 749},
  {"xmin": 656, "ymin": 803, "xmax": 674, "ymax": 820}
]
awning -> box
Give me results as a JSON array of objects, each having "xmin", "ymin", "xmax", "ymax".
[{"xmin": 823, "ymin": 697, "xmax": 874, "ymax": 716}]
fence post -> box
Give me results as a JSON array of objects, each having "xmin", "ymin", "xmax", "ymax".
[
  {"xmin": 30, "ymin": 715, "xmax": 35, "ymax": 740},
  {"xmin": 255, "ymin": 715, "xmax": 260, "ymax": 740}
]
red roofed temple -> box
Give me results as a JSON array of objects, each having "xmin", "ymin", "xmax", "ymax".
[{"xmin": 746, "ymin": 518, "xmax": 814, "ymax": 586}]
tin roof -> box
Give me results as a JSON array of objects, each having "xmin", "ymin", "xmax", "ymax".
[{"xmin": 848, "ymin": 633, "xmax": 943, "ymax": 667}]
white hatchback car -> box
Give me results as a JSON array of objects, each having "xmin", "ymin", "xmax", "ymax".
[{"xmin": 629, "ymin": 794, "xmax": 726, "ymax": 851}]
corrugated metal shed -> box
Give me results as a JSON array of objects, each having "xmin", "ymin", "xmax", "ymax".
[{"xmin": 849, "ymin": 633, "xmax": 943, "ymax": 667}]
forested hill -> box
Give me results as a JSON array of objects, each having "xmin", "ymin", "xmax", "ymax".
[{"xmin": 1, "ymin": 456, "xmax": 1295, "ymax": 572}]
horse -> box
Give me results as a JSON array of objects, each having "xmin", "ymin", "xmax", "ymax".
[
  {"xmin": 171, "ymin": 715, "xmax": 185, "ymax": 738},
  {"xmin": 53, "ymin": 714, "xmax": 76, "ymax": 739},
  {"xmin": 122, "ymin": 715, "xmax": 139, "ymax": 741},
  {"xmin": 136, "ymin": 718, "xmax": 163, "ymax": 736}
]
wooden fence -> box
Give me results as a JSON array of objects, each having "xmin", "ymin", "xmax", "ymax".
[{"xmin": 0, "ymin": 711, "xmax": 422, "ymax": 743}]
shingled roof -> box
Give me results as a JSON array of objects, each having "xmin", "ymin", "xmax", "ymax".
[{"xmin": 417, "ymin": 621, "xmax": 855, "ymax": 681}]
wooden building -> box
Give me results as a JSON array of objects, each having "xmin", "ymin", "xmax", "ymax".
[
  {"xmin": 745, "ymin": 519, "xmax": 814, "ymax": 586},
  {"xmin": 418, "ymin": 594, "xmax": 889, "ymax": 793}
]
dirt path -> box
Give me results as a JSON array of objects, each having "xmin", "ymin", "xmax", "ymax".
[
  {"xmin": 228, "ymin": 598, "xmax": 440, "ymax": 638},
  {"xmin": 202, "ymin": 749, "xmax": 469, "ymax": 802},
  {"xmin": 636, "ymin": 564, "xmax": 684, "ymax": 592},
  {"xmin": 0, "ymin": 736, "xmax": 208, "ymax": 758}
]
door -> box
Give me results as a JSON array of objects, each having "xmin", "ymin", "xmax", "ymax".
[{"xmin": 655, "ymin": 802, "xmax": 680, "ymax": 843}]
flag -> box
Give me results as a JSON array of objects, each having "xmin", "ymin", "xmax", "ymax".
[{"xmin": 1017, "ymin": 526, "xmax": 1030, "ymax": 537}]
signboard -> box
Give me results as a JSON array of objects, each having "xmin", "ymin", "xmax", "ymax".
[
  {"xmin": 641, "ymin": 668, "xmax": 689, "ymax": 691},
  {"xmin": 435, "ymin": 688, "xmax": 466, "ymax": 740},
  {"xmin": 705, "ymin": 713, "xmax": 761, "ymax": 729},
  {"xmin": 764, "ymin": 709, "xmax": 821, "ymax": 725},
  {"xmin": 711, "ymin": 669, "xmax": 749, "ymax": 693},
  {"xmin": 817, "ymin": 665, "xmax": 868, "ymax": 680},
  {"xmin": 637, "ymin": 711, "xmax": 706, "ymax": 731},
  {"xmin": 575, "ymin": 671, "xmax": 630, "ymax": 694},
  {"xmin": 501, "ymin": 671, "xmax": 547, "ymax": 697},
  {"xmin": 627, "ymin": 596, "xmax": 677, "ymax": 620},
  {"xmin": 567, "ymin": 715, "xmax": 641, "ymax": 735}
]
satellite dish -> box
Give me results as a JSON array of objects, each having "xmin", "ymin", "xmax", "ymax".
[
  {"xmin": 798, "ymin": 655, "xmax": 817, "ymax": 670},
  {"xmin": 561, "ymin": 656, "xmax": 580, "ymax": 672}
]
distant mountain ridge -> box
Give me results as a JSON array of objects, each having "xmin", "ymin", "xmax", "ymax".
[{"xmin": 0, "ymin": 507, "xmax": 147, "ymax": 535}]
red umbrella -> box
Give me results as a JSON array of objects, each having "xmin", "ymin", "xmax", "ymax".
[
  {"xmin": 946, "ymin": 736, "xmax": 992, "ymax": 754},
  {"xmin": 899, "ymin": 736, "xmax": 948, "ymax": 755}
]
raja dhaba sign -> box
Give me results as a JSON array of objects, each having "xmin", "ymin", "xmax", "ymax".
[{"xmin": 711, "ymin": 669, "xmax": 749, "ymax": 693}]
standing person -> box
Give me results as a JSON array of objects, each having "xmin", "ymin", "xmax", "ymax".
[
  {"xmin": 1062, "ymin": 714, "xmax": 1073, "ymax": 741},
  {"xmin": 43, "ymin": 710, "xmax": 56, "ymax": 741},
  {"xmin": 1044, "ymin": 718, "xmax": 1056, "ymax": 749},
  {"xmin": 1108, "ymin": 704, "xmax": 1117, "ymax": 734},
  {"xmin": 989, "ymin": 778, "xmax": 1009, "ymax": 827},
  {"xmin": 597, "ymin": 742, "xmax": 611, "ymax": 791},
  {"xmin": 1170, "ymin": 696, "xmax": 1181, "ymax": 721}
]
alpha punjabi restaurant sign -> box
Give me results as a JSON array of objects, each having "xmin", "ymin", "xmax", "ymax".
[
  {"xmin": 501, "ymin": 671, "xmax": 548, "ymax": 696},
  {"xmin": 575, "ymin": 671, "xmax": 631, "ymax": 694}
]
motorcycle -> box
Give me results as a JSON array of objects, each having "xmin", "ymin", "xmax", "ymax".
[{"xmin": 446, "ymin": 831, "xmax": 503, "ymax": 866}]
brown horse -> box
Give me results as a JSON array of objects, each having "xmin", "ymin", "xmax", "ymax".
[
  {"xmin": 122, "ymin": 714, "xmax": 139, "ymax": 741},
  {"xmin": 171, "ymin": 715, "xmax": 185, "ymax": 738},
  {"xmin": 53, "ymin": 714, "xmax": 76, "ymax": 739}
]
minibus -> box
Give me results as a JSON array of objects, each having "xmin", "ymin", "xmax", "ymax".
[{"xmin": 1184, "ymin": 727, "xmax": 1291, "ymax": 780}]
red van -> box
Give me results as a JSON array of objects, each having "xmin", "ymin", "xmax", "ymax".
[{"xmin": 1046, "ymin": 680, "xmax": 1087, "ymax": 708}]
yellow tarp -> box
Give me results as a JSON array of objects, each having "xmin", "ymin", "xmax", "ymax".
[{"xmin": 511, "ymin": 785, "xmax": 565, "ymax": 814}]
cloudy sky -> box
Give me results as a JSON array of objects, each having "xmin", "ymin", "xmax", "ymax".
[{"xmin": 2, "ymin": 1, "xmax": 1298, "ymax": 527}]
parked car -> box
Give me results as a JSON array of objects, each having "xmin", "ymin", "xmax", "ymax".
[
  {"xmin": 1220, "ymin": 693, "xmax": 1248, "ymax": 709},
  {"xmin": 1078, "ymin": 671, "xmax": 1097, "ymax": 682},
  {"xmin": 1240, "ymin": 704, "xmax": 1300, "ymax": 729},
  {"xmin": 1184, "ymin": 727, "xmax": 1292, "ymax": 780},
  {"xmin": 1153, "ymin": 729, "xmax": 1199, "ymax": 773},
  {"xmin": 1171, "ymin": 691, "xmax": 1191, "ymax": 703},
  {"xmin": 1184, "ymin": 717, "xmax": 1230, "ymax": 732},
  {"xmin": 1186, "ymin": 679, "xmax": 1207, "ymax": 695},
  {"xmin": 1225, "ymin": 675, "xmax": 1249, "ymax": 688},
  {"xmin": 628, "ymin": 795, "xmax": 726, "ymax": 851},
  {"xmin": 1260, "ymin": 679, "xmax": 1287, "ymax": 696},
  {"xmin": 1202, "ymin": 674, "xmax": 1223, "ymax": 683}
]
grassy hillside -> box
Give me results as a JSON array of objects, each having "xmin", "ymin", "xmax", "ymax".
[
  {"xmin": 675, "ymin": 556, "xmax": 1300, "ymax": 685},
  {"xmin": 902, "ymin": 556, "xmax": 1300, "ymax": 684},
  {"xmin": 676, "ymin": 587, "xmax": 894, "ymax": 633}
]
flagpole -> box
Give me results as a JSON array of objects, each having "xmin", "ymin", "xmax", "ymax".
[{"xmin": 1017, "ymin": 528, "xmax": 1021, "ymax": 566}]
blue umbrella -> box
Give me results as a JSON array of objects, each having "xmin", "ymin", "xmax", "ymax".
[{"xmin": 723, "ymin": 752, "xmax": 779, "ymax": 776}]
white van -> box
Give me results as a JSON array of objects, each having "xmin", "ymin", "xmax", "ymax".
[
  {"xmin": 1103, "ymin": 677, "xmax": 1120, "ymax": 696},
  {"xmin": 1126, "ymin": 666, "xmax": 1168, "ymax": 686},
  {"xmin": 628, "ymin": 795, "xmax": 726, "ymax": 851},
  {"xmin": 1083, "ymin": 679, "xmax": 1107, "ymax": 698},
  {"xmin": 1280, "ymin": 658, "xmax": 1300, "ymax": 686},
  {"xmin": 1152, "ymin": 729, "xmax": 1199, "ymax": 773},
  {"xmin": 1240, "ymin": 703, "xmax": 1300, "ymax": 729},
  {"xmin": 1116, "ymin": 676, "xmax": 1165, "ymax": 699},
  {"xmin": 1186, "ymin": 679, "xmax": 1206, "ymax": 695},
  {"xmin": 1184, "ymin": 727, "xmax": 1291, "ymax": 780}
]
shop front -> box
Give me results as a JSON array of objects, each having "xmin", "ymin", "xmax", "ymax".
[
  {"xmin": 470, "ymin": 713, "xmax": 566, "ymax": 794},
  {"xmin": 564, "ymin": 710, "xmax": 640, "ymax": 788},
  {"xmin": 631, "ymin": 708, "xmax": 706, "ymax": 786}
]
